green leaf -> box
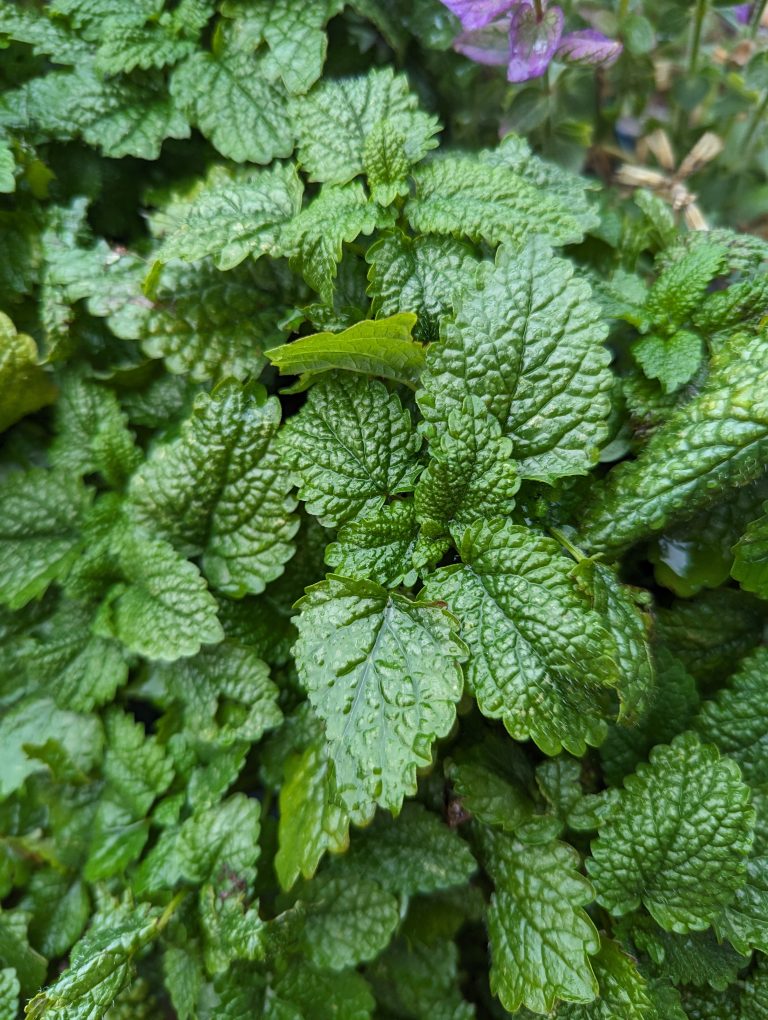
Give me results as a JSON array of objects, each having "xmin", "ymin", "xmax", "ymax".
[
  {"xmin": 325, "ymin": 499, "xmax": 421, "ymax": 587},
  {"xmin": 0, "ymin": 911, "xmax": 47, "ymax": 1001},
  {"xmin": 716, "ymin": 854, "xmax": 768, "ymax": 954},
  {"xmin": 693, "ymin": 273, "xmax": 768, "ymax": 333},
  {"xmin": 95, "ymin": 532, "xmax": 224, "ymax": 661},
  {"xmin": 732, "ymin": 503, "xmax": 768, "ymax": 598},
  {"xmin": 696, "ymin": 646, "xmax": 768, "ymax": 784},
  {"xmin": 571, "ymin": 558, "xmax": 655, "ymax": 724},
  {"xmin": 0, "ymin": 968, "xmax": 19, "ymax": 1019},
  {"xmin": 645, "ymin": 243, "xmax": 727, "ymax": 330},
  {"xmin": 297, "ymin": 872, "xmax": 400, "ymax": 971},
  {"xmin": 51, "ymin": 374, "xmax": 140, "ymax": 488},
  {"xmin": 294, "ymin": 67, "xmax": 439, "ymax": 184},
  {"xmin": 102, "ymin": 710, "xmax": 174, "ymax": 818},
  {"xmin": 680, "ymin": 985, "xmax": 742, "ymax": 1020},
  {"xmin": 25, "ymin": 872, "xmax": 90, "ymax": 960},
  {"xmin": 129, "ymin": 381, "xmax": 298, "ymax": 598},
  {"xmin": 742, "ymin": 956, "xmax": 768, "ymax": 1020},
  {"xmin": 0, "ymin": 312, "xmax": 56, "ymax": 433},
  {"xmin": 275, "ymin": 743, "xmax": 349, "ymax": 891},
  {"xmin": 134, "ymin": 794, "xmax": 260, "ymax": 895},
  {"xmin": 626, "ymin": 915, "xmax": 749, "ymax": 991},
  {"xmin": 163, "ymin": 945, "xmax": 202, "ymax": 1020},
  {"xmin": 422, "ymin": 519, "xmax": 618, "ymax": 756},
  {"xmin": 367, "ymin": 936, "xmax": 473, "ymax": 1020},
  {"xmin": 268, "ymin": 313, "xmax": 426, "ymax": 388},
  {"xmin": 224, "ymin": 0, "xmax": 342, "ymax": 94},
  {"xmin": 148, "ymin": 642, "xmax": 282, "ymax": 747},
  {"xmin": 342, "ymin": 802, "xmax": 477, "ymax": 896},
  {"xmin": 633, "ymin": 330, "xmax": 703, "ymax": 394},
  {"xmin": 280, "ymin": 373, "xmax": 421, "ymax": 528},
  {"xmin": 294, "ymin": 575, "xmax": 466, "ymax": 823},
  {"xmin": 366, "ymin": 231, "xmax": 477, "ymax": 343},
  {"xmin": 447, "ymin": 760, "xmax": 535, "ymax": 834},
  {"xmin": 0, "ymin": 697, "xmax": 102, "ymax": 800},
  {"xmin": 418, "ymin": 239, "xmax": 612, "ymax": 482},
  {"xmin": 279, "ymin": 182, "xmax": 393, "ymax": 303},
  {"xmin": 170, "ymin": 46, "xmax": 292, "ymax": 163},
  {"xmin": 482, "ymin": 830, "xmax": 599, "ymax": 1014},
  {"xmin": 0, "ymin": 0, "xmax": 89, "ymax": 62},
  {"xmin": 363, "ymin": 119, "xmax": 411, "ymax": 206},
  {"xmin": 581, "ymin": 332, "xmax": 768, "ymax": 554},
  {"xmin": 0, "ymin": 469, "xmax": 92, "ymax": 610},
  {"xmin": 588, "ymin": 731, "xmax": 754, "ymax": 932},
  {"xmin": 155, "ymin": 164, "xmax": 303, "ymax": 269},
  {"xmin": 559, "ymin": 936, "xmax": 655, "ymax": 1020},
  {"xmin": 415, "ymin": 397, "xmax": 520, "ymax": 538},
  {"xmin": 406, "ymin": 154, "xmax": 595, "ymax": 249},
  {"xmin": 25, "ymin": 902, "xmax": 162, "ymax": 1020},
  {"xmin": 15, "ymin": 597, "xmax": 129, "ymax": 712}
]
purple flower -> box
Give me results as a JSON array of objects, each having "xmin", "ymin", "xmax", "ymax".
[
  {"xmin": 555, "ymin": 28, "xmax": 624, "ymax": 67},
  {"xmin": 733, "ymin": 4, "xmax": 752, "ymax": 24},
  {"xmin": 440, "ymin": 0, "xmax": 519, "ymax": 30},
  {"xmin": 444, "ymin": 0, "xmax": 622, "ymax": 82}
]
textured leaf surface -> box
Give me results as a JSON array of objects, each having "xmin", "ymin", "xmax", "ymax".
[
  {"xmin": 419, "ymin": 239, "xmax": 612, "ymax": 481},
  {"xmin": 581, "ymin": 333, "xmax": 768, "ymax": 553},
  {"xmin": 0, "ymin": 313, "xmax": 56, "ymax": 433},
  {"xmin": 294, "ymin": 575, "xmax": 466, "ymax": 822},
  {"xmin": 269, "ymin": 314, "xmax": 426, "ymax": 387},
  {"xmin": 129, "ymin": 381, "xmax": 297, "ymax": 597},
  {"xmin": 732, "ymin": 504, "xmax": 768, "ymax": 598},
  {"xmin": 588, "ymin": 732, "xmax": 754, "ymax": 932},
  {"xmin": 407, "ymin": 155, "xmax": 595, "ymax": 248},
  {"xmin": 366, "ymin": 231, "xmax": 477, "ymax": 342},
  {"xmin": 294, "ymin": 67, "xmax": 439, "ymax": 184},
  {"xmin": 423, "ymin": 519, "xmax": 617, "ymax": 756},
  {"xmin": 0, "ymin": 469, "xmax": 92, "ymax": 610},
  {"xmin": 559, "ymin": 936, "xmax": 655, "ymax": 1020},
  {"xmin": 416, "ymin": 397, "xmax": 519, "ymax": 537},
  {"xmin": 156, "ymin": 164, "xmax": 303, "ymax": 269},
  {"xmin": 325, "ymin": 499, "xmax": 422, "ymax": 587},
  {"xmin": 483, "ymin": 830, "xmax": 599, "ymax": 1014},
  {"xmin": 281, "ymin": 373, "xmax": 421, "ymax": 527},
  {"xmin": 170, "ymin": 47, "xmax": 292, "ymax": 163},
  {"xmin": 95, "ymin": 533, "xmax": 223, "ymax": 661},
  {"xmin": 716, "ymin": 853, "xmax": 768, "ymax": 953},
  {"xmin": 627, "ymin": 916, "xmax": 749, "ymax": 990}
]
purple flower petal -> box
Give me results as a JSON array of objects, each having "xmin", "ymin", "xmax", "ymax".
[
  {"xmin": 733, "ymin": 4, "xmax": 752, "ymax": 25},
  {"xmin": 507, "ymin": 2, "xmax": 564, "ymax": 83},
  {"xmin": 439, "ymin": 0, "xmax": 519, "ymax": 31},
  {"xmin": 555, "ymin": 29, "xmax": 623, "ymax": 67},
  {"xmin": 454, "ymin": 18, "xmax": 511, "ymax": 65}
]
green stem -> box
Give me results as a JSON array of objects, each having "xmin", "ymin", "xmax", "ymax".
[
  {"xmin": 619, "ymin": 0, "xmax": 631, "ymax": 20},
  {"xmin": 688, "ymin": 0, "xmax": 708, "ymax": 74},
  {"xmin": 751, "ymin": 0, "xmax": 768, "ymax": 37},
  {"xmin": 550, "ymin": 527, "xmax": 587, "ymax": 563},
  {"xmin": 156, "ymin": 890, "xmax": 188, "ymax": 934}
]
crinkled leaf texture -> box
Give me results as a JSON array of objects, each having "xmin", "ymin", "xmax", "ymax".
[
  {"xmin": 588, "ymin": 731, "xmax": 754, "ymax": 932},
  {"xmin": 294, "ymin": 575, "xmax": 466, "ymax": 823},
  {"xmin": 419, "ymin": 238, "xmax": 612, "ymax": 482}
]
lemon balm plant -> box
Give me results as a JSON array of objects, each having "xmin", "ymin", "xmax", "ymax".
[{"xmin": 1, "ymin": 1, "xmax": 768, "ymax": 1018}]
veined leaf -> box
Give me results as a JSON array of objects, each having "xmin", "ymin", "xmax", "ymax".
[{"xmin": 0, "ymin": 312, "xmax": 56, "ymax": 433}]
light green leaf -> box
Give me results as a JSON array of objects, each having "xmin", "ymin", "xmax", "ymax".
[
  {"xmin": 280, "ymin": 373, "xmax": 421, "ymax": 528},
  {"xmin": 716, "ymin": 854, "xmax": 768, "ymax": 954},
  {"xmin": 297, "ymin": 872, "xmax": 400, "ymax": 971},
  {"xmin": 294, "ymin": 67, "xmax": 439, "ymax": 184},
  {"xmin": 366, "ymin": 231, "xmax": 478, "ymax": 342},
  {"xmin": 129, "ymin": 381, "xmax": 298, "ymax": 598},
  {"xmin": 156, "ymin": 164, "xmax": 303, "ymax": 270},
  {"xmin": 422, "ymin": 519, "xmax": 618, "ymax": 756},
  {"xmin": 645, "ymin": 243, "xmax": 727, "ymax": 330},
  {"xmin": 0, "ymin": 697, "xmax": 102, "ymax": 801},
  {"xmin": 268, "ymin": 313, "xmax": 426, "ymax": 388},
  {"xmin": 0, "ymin": 968, "xmax": 19, "ymax": 1019},
  {"xmin": 416, "ymin": 396, "xmax": 519, "ymax": 537},
  {"xmin": 102, "ymin": 710, "xmax": 174, "ymax": 818},
  {"xmin": 148, "ymin": 641, "xmax": 282, "ymax": 747},
  {"xmin": 363, "ymin": 118, "xmax": 411, "ymax": 205},
  {"xmin": 0, "ymin": 469, "xmax": 92, "ymax": 610},
  {"xmin": 633, "ymin": 330, "xmax": 703, "ymax": 394},
  {"xmin": 588, "ymin": 731, "xmax": 754, "ymax": 932},
  {"xmin": 95, "ymin": 533, "xmax": 224, "ymax": 661},
  {"xmin": 170, "ymin": 47, "xmax": 292, "ymax": 163},
  {"xmin": 163, "ymin": 945, "xmax": 202, "ymax": 1020},
  {"xmin": 482, "ymin": 829, "xmax": 599, "ymax": 1014},
  {"xmin": 294, "ymin": 575, "xmax": 466, "ymax": 823},
  {"xmin": 581, "ymin": 332, "xmax": 768, "ymax": 554},
  {"xmin": 418, "ymin": 239, "xmax": 612, "ymax": 482},
  {"xmin": 0, "ymin": 312, "xmax": 56, "ymax": 432},
  {"xmin": 559, "ymin": 936, "xmax": 655, "ymax": 1020},
  {"xmin": 275, "ymin": 743, "xmax": 349, "ymax": 891},
  {"xmin": 406, "ymin": 154, "xmax": 595, "ymax": 248},
  {"xmin": 732, "ymin": 503, "xmax": 768, "ymax": 598}
]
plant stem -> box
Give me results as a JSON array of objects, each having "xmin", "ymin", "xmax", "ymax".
[
  {"xmin": 157, "ymin": 890, "xmax": 188, "ymax": 934},
  {"xmin": 533, "ymin": 0, "xmax": 544, "ymax": 19},
  {"xmin": 751, "ymin": 0, "xmax": 768, "ymax": 37},
  {"xmin": 688, "ymin": 0, "xmax": 708, "ymax": 74},
  {"xmin": 743, "ymin": 88, "xmax": 768, "ymax": 155},
  {"xmin": 550, "ymin": 527, "xmax": 587, "ymax": 563},
  {"xmin": 619, "ymin": 0, "xmax": 630, "ymax": 20}
]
